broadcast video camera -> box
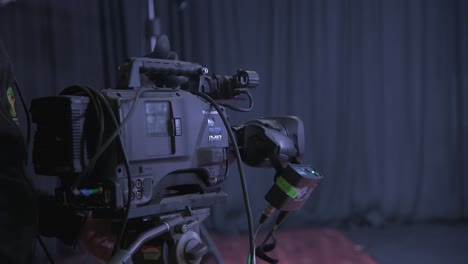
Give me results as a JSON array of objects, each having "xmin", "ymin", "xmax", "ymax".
[{"xmin": 30, "ymin": 36, "xmax": 323, "ymax": 264}]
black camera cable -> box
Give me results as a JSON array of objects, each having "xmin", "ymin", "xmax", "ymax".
[
  {"xmin": 60, "ymin": 86, "xmax": 106, "ymax": 172},
  {"xmin": 60, "ymin": 85, "xmax": 133, "ymax": 257},
  {"xmin": 255, "ymin": 211, "xmax": 289, "ymax": 264},
  {"xmin": 68, "ymin": 88, "xmax": 168, "ymax": 257},
  {"xmin": 60, "ymin": 86, "xmax": 106, "ymax": 150},
  {"xmin": 219, "ymin": 90, "xmax": 254, "ymax": 112},
  {"xmin": 190, "ymin": 90, "xmax": 257, "ymax": 264},
  {"xmin": 67, "ymin": 85, "xmax": 134, "ymax": 256},
  {"xmin": 84, "ymin": 86, "xmax": 134, "ymax": 256},
  {"xmin": 71, "ymin": 86, "xmax": 133, "ymax": 255},
  {"xmin": 69, "ymin": 87, "xmax": 149, "ymax": 189}
]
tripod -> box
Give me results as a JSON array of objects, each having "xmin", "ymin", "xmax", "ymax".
[{"xmin": 108, "ymin": 207, "xmax": 223, "ymax": 264}]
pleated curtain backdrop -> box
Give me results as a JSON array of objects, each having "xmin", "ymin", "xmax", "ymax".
[
  {"xmin": 157, "ymin": 0, "xmax": 468, "ymax": 231},
  {"xmin": 0, "ymin": 0, "xmax": 149, "ymax": 259},
  {"xmin": 1, "ymin": 0, "xmax": 467, "ymax": 240}
]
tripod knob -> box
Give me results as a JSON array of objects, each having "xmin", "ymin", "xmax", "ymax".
[{"xmin": 184, "ymin": 239, "xmax": 208, "ymax": 263}]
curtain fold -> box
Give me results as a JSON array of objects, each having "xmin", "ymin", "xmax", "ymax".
[
  {"xmin": 159, "ymin": 0, "xmax": 468, "ymax": 231},
  {"xmin": 0, "ymin": 0, "xmax": 148, "ymax": 260},
  {"xmin": 1, "ymin": 0, "xmax": 466, "ymax": 239}
]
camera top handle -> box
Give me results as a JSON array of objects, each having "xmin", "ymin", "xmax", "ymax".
[{"xmin": 116, "ymin": 57, "xmax": 208, "ymax": 89}]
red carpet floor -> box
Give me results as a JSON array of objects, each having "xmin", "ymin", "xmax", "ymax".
[
  {"xmin": 205, "ymin": 228, "xmax": 379, "ymax": 264},
  {"xmin": 49, "ymin": 228, "xmax": 378, "ymax": 263}
]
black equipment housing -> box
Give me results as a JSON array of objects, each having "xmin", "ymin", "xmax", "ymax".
[
  {"xmin": 29, "ymin": 36, "xmax": 321, "ymax": 263},
  {"xmin": 30, "ymin": 56, "xmax": 258, "ymax": 220}
]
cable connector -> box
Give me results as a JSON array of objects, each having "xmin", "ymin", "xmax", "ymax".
[
  {"xmin": 259, "ymin": 204, "xmax": 276, "ymax": 224},
  {"xmin": 274, "ymin": 211, "xmax": 288, "ymax": 226}
]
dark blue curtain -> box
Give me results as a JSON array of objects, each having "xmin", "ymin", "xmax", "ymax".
[
  {"xmin": 157, "ymin": 0, "xmax": 468, "ymax": 231},
  {"xmin": 1, "ymin": 0, "xmax": 149, "ymax": 187},
  {"xmin": 1, "ymin": 0, "xmax": 467, "ymax": 249},
  {"xmin": 0, "ymin": 0, "xmax": 149, "ymax": 260}
]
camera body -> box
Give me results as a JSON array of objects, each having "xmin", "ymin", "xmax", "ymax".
[
  {"xmin": 30, "ymin": 39, "xmax": 321, "ymax": 263},
  {"xmin": 30, "ymin": 55, "xmax": 259, "ymax": 221},
  {"xmin": 30, "ymin": 57, "xmax": 321, "ymax": 264}
]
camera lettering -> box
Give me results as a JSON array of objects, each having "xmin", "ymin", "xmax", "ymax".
[{"xmin": 208, "ymin": 134, "xmax": 222, "ymax": 142}]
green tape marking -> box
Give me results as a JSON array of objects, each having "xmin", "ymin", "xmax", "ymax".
[{"xmin": 276, "ymin": 176, "xmax": 298, "ymax": 198}]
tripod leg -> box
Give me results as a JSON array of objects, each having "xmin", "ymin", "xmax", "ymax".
[{"xmin": 200, "ymin": 223, "xmax": 224, "ymax": 264}]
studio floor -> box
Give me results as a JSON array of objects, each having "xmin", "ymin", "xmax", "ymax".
[
  {"xmin": 345, "ymin": 223, "xmax": 468, "ymax": 264},
  {"xmin": 40, "ymin": 222, "xmax": 468, "ymax": 263},
  {"xmin": 205, "ymin": 222, "xmax": 468, "ymax": 264}
]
